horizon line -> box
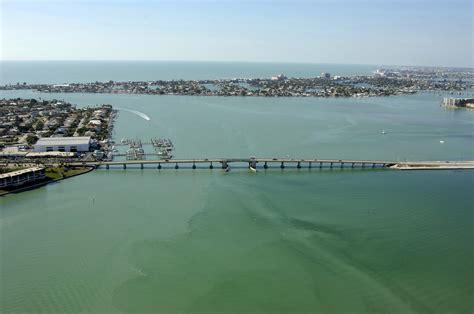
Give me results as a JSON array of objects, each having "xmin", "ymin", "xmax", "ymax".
[{"xmin": 0, "ymin": 59, "xmax": 472, "ymax": 69}]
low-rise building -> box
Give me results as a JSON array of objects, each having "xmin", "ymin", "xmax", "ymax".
[
  {"xmin": 0, "ymin": 167, "xmax": 46, "ymax": 188},
  {"xmin": 442, "ymin": 97, "xmax": 474, "ymax": 108},
  {"xmin": 33, "ymin": 136, "xmax": 91, "ymax": 152}
]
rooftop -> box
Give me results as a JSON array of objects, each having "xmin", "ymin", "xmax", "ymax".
[
  {"xmin": 35, "ymin": 136, "xmax": 91, "ymax": 146},
  {"xmin": 0, "ymin": 167, "xmax": 45, "ymax": 179}
]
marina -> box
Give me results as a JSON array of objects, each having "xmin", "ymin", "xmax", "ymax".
[{"xmin": 115, "ymin": 137, "xmax": 174, "ymax": 160}]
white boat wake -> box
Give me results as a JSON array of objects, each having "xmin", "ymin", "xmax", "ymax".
[{"xmin": 117, "ymin": 108, "xmax": 151, "ymax": 121}]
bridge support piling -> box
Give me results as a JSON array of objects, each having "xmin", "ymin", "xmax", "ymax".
[
  {"xmin": 209, "ymin": 162, "xmax": 213, "ymax": 169},
  {"xmin": 362, "ymin": 163, "xmax": 365, "ymax": 168},
  {"xmin": 319, "ymin": 162, "xmax": 323, "ymax": 168},
  {"xmin": 157, "ymin": 164, "xmax": 162, "ymax": 169},
  {"xmin": 140, "ymin": 163, "xmax": 143, "ymax": 169},
  {"xmin": 123, "ymin": 164, "xmax": 126, "ymax": 170},
  {"xmin": 264, "ymin": 161, "xmax": 268, "ymax": 169},
  {"xmin": 281, "ymin": 162, "xmax": 285, "ymax": 169},
  {"xmin": 192, "ymin": 162, "xmax": 196, "ymax": 169},
  {"xmin": 106, "ymin": 164, "xmax": 109, "ymax": 170},
  {"xmin": 330, "ymin": 162, "xmax": 333, "ymax": 168},
  {"xmin": 372, "ymin": 163, "xmax": 376, "ymax": 168},
  {"xmin": 341, "ymin": 162, "xmax": 344, "ymax": 168},
  {"xmin": 351, "ymin": 162, "xmax": 354, "ymax": 168},
  {"xmin": 222, "ymin": 161, "xmax": 227, "ymax": 169},
  {"xmin": 297, "ymin": 162, "xmax": 301, "ymax": 169},
  {"xmin": 308, "ymin": 162, "xmax": 312, "ymax": 169},
  {"xmin": 175, "ymin": 163, "xmax": 179, "ymax": 169}
]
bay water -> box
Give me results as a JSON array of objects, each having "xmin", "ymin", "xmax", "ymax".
[{"xmin": 0, "ymin": 62, "xmax": 473, "ymax": 313}]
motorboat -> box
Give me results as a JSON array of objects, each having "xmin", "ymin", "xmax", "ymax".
[{"xmin": 249, "ymin": 156, "xmax": 257, "ymax": 172}]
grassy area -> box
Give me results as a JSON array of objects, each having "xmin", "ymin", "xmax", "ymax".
[{"xmin": 45, "ymin": 167, "xmax": 93, "ymax": 180}]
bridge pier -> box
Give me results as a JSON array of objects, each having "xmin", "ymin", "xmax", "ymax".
[{"xmin": 74, "ymin": 158, "xmax": 424, "ymax": 172}]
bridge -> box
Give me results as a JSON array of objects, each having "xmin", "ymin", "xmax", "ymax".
[{"xmin": 65, "ymin": 158, "xmax": 474, "ymax": 171}]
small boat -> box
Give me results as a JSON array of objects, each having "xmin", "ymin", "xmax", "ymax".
[
  {"xmin": 440, "ymin": 140, "xmax": 445, "ymax": 144},
  {"xmin": 382, "ymin": 130, "xmax": 387, "ymax": 134},
  {"xmin": 225, "ymin": 165, "xmax": 231, "ymax": 172},
  {"xmin": 249, "ymin": 156, "xmax": 257, "ymax": 172}
]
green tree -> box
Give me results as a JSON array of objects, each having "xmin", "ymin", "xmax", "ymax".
[
  {"xmin": 26, "ymin": 135, "xmax": 38, "ymax": 145},
  {"xmin": 77, "ymin": 127, "xmax": 87, "ymax": 136},
  {"xmin": 35, "ymin": 121, "xmax": 44, "ymax": 131}
]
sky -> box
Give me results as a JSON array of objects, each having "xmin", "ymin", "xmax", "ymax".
[{"xmin": 0, "ymin": 0, "xmax": 472, "ymax": 67}]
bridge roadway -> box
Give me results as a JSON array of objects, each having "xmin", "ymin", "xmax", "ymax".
[{"xmin": 66, "ymin": 158, "xmax": 474, "ymax": 170}]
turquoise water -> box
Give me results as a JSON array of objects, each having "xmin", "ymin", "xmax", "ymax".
[
  {"xmin": 1, "ymin": 62, "xmax": 473, "ymax": 313},
  {"xmin": 0, "ymin": 61, "xmax": 376, "ymax": 84}
]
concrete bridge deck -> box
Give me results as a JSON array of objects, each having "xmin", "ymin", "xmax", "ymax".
[{"xmin": 66, "ymin": 158, "xmax": 474, "ymax": 170}]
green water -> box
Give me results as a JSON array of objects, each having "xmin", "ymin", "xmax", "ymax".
[
  {"xmin": 1, "ymin": 62, "xmax": 474, "ymax": 313},
  {"xmin": 1, "ymin": 170, "xmax": 473, "ymax": 313}
]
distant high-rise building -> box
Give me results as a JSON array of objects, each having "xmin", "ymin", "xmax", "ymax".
[
  {"xmin": 271, "ymin": 74, "xmax": 287, "ymax": 81},
  {"xmin": 321, "ymin": 72, "xmax": 331, "ymax": 79}
]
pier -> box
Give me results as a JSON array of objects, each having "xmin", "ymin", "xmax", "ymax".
[{"xmin": 66, "ymin": 158, "xmax": 474, "ymax": 171}]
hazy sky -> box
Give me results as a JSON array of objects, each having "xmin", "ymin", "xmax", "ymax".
[{"xmin": 1, "ymin": 0, "xmax": 472, "ymax": 67}]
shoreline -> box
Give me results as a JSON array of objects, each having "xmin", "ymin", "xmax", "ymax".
[
  {"xmin": 2, "ymin": 72, "xmax": 472, "ymax": 98},
  {"xmin": 0, "ymin": 166, "xmax": 94, "ymax": 197}
]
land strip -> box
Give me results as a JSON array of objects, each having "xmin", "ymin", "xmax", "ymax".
[{"xmin": 2, "ymin": 67, "xmax": 473, "ymax": 98}]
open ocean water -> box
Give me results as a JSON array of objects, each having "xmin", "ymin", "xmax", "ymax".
[{"xmin": 0, "ymin": 61, "xmax": 473, "ymax": 313}]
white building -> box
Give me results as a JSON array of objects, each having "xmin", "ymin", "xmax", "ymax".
[
  {"xmin": 271, "ymin": 74, "xmax": 287, "ymax": 81},
  {"xmin": 33, "ymin": 136, "xmax": 91, "ymax": 152}
]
